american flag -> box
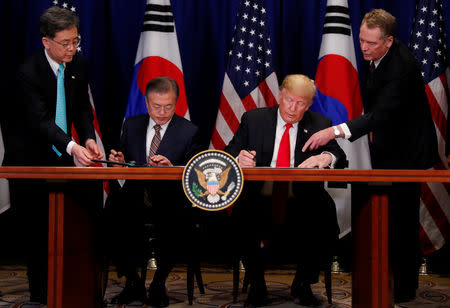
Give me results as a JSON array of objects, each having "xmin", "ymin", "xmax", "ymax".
[
  {"xmin": 210, "ymin": 0, "xmax": 278, "ymax": 150},
  {"xmin": 52, "ymin": 0, "xmax": 110, "ymax": 201},
  {"xmin": 409, "ymin": 0, "xmax": 450, "ymax": 254}
]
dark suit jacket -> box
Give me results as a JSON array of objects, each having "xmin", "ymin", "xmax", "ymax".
[
  {"xmin": 119, "ymin": 113, "xmax": 202, "ymax": 166},
  {"xmin": 4, "ymin": 49, "xmax": 95, "ymax": 166},
  {"xmin": 225, "ymin": 106, "xmax": 346, "ymax": 168},
  {"xmin": 224, "ymin": 106, "xmax": 346, "ymax": 267},
  {"xmin": 347, "ymin": 40, "xmax": 439, "ymax": 169},
  {"xmin": 117, "ymin": 113, "xmax": 203, "ymax": 216}
]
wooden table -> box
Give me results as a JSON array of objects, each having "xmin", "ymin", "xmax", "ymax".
[{"xmin": 1, "ymin": 166, "xmax": 449, "ymax": 308}]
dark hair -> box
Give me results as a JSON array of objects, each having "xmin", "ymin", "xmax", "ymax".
[
  {"xmin": 145, "ymin": 77, "xmax": 180, "ymax": 101},
  {"xmin": 39, "ymin": 6, "xmax": 79, "ymax": 38},
  {"xmin": 362, "ymin": 9, "xmax": 397, "ymax": 39}
]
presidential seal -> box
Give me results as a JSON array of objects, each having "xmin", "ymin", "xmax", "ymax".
[{"xmin": 182, "ymin": 150, "xmax": 243, "ymax": 211}]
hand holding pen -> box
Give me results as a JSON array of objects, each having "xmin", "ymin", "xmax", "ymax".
[
  {"xmin": 237, "ymin": 149, "xmax": 256, "ymax": 167},
  {"xmin": 108, "ymin": 149, "xmax": 125, "ymax": 168}
]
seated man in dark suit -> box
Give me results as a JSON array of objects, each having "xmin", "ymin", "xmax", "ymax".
[
  {"xmin": 104, "ymin": 77, "xmax": 203, "ymax": 306},
  {"xmin": 225, "ymin": 74, "xmax": 346, "ymax": 307}
]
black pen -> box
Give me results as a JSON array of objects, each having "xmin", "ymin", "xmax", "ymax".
[{"xmin": 246, "ymin": 149, "xmax": 256, "ymax": 161}]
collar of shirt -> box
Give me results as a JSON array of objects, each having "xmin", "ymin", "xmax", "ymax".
[
  {"xmin": 270, "ymin": 110, "xmax": 299, "ymax": 167},
  {"xmin": 44, "ymin": 49, "xmax": 66, "ymax": 77},
  {"xmin": 146, "ymin": 117, "xmax": 172, "ymax": 157}
]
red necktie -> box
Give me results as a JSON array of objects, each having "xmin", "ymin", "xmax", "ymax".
[
  {"xmin": 276, "ymin": 123, "xmax": 293, "ymax": 167},
  {"xmin": 273, "ymin": 123, "xmax": 292, "ymax": 224}
]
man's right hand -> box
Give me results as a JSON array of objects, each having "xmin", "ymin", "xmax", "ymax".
[
  {"xmin": 71, "ymin": 143, "xmax": 94, "ymax": 166},
  {"xmin": 237, "ymin": 150, "xmax": 256, "ymax": 167},
  {"xmin": 109, "ymin": 149, "xmax": 125, "ymax": 168},
  {"xmin": 302, "ymin": 127, "xmax": 335, "ymax": 152}
]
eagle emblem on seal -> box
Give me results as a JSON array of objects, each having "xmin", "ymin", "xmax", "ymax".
[
  {"xmin": 193, "ymin": 163, "xmax": 236, "ymax": 203},
  {"xmin": 183, "ymin": 150, "xmax": 243, "ymax": 211}
]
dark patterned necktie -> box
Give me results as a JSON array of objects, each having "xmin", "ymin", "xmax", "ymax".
[
  {"xmin": 370, "ymin": 61, "xmax": 375, "ymax": 74},
  {"xmin": 149, "ymin": 124, "xmax": 161, "ymax": 160}
]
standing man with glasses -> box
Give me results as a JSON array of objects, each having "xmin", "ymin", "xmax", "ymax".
[
  {"xmin": 105, "ymin": 77, "xmax": 203, "ymax": 306},
  {"xmin": 3, "ymin": 6, "xmax": 103, "ymax": 305}
]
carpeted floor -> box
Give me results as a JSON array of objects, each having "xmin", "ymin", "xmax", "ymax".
[{"xmin": 0, "ymin": 264, "xmax": 449, "ymax": 307}]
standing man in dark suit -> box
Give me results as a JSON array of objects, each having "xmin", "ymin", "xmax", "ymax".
[
  {"xmin": 303, "ymin": 9, "xmax": 439, "ymax": 304},
  {"xmin": 105, "ymin": 77, "xmax": 203, "ymax": 306},
  {"xmin": 3, "ymin": 6, "xmax": 103, "ymax": 305},
  {"xmin": 225, "ymin": 74, "xmax": 346, "ymax": 307}
]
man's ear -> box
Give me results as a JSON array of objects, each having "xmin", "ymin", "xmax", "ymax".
[
  {"xmin": 42, "ymin": 37, "xmax": 50, "ymax": 49},
  {"xmin": 385, "ymin": 35, "xmax": 394, "ymax": 48}
]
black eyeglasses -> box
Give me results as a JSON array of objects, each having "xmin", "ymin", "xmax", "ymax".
[{"xmin": 48, "ymin": 36, "xmax": 81, "ymax": 50}]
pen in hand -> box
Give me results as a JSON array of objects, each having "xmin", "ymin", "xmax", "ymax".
[{"xmin": 246, "ymin": 149, "xmax": 256, "ymax": 161}]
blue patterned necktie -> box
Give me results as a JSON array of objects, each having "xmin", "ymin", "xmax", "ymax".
[{"xmin": 52, "ymin": 64, "xmax": 67, "ymax": 156}]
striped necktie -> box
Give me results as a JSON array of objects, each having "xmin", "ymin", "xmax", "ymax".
[
  {"xmin": 149, "ymin": 124, "xmax": 162, "ymax": 160},
  {"xmin": 52, "ymin": 64, "xmax": 67, "ymax": 156}
]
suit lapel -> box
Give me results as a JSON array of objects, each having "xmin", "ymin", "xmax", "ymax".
[
  {"xmin": 294, "ymin": 111, "xmax": 312, "ymax": 165},
  {"xmin": 261, "ymin": 107, "xmax": 278, "ymax": 165},
  {"xmin": 37, "ymin": 50, "xmax": 58, "ymax": 111},
  {"xmin": 157, "ymin": 114, "xmax": 178, "ymax": 157},
  {"xmin": 64, "ymin": 61, "xmax": 76, "ymax": 113},
  {"xmin": 136, "ymin": 115, "xmax": 149, "ymax": 164}
]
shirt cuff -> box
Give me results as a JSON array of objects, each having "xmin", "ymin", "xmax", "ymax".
[
  {"xmin": 340, "ymin": 123, "xmax": 352, "ymax": 139},
  {"xmin": 66, "ymin": 141, "xmax": 76, "ymax": 155},
  {"xmin": 321, "ymin": 151, "xmax": 337, "ymax": 168}
]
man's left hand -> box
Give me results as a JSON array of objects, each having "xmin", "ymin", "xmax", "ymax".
[
  {"xmin": 148, "ymin": 155, "xmax": 173, "ymax": 166},
  {"xmin": 85, "ymin": 138, "xmax": 104, "ymax": 159},
  {"xmin": 298, "ymin": 153, "xmax": 332, "ymax": 169}
]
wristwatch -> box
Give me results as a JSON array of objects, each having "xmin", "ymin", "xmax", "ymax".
[{"xmin": 333, "ymin": 125, "xmax": 340, "ymax": 138}]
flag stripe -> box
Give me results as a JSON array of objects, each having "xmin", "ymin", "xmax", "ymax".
[
  {"xmin": 210, "ymin": 127, "xmax": 227, "ymax": 150},
  {"xmin": 420, "ymin": 199, "xmax": 447, "ymax": 252},
  {"xmin": 218, "ymin": 94, "xmax": 241, "ymax": 133},
  {"xmin": 425, "ymin": 84, "xmax": 447, "ymax": 138},
  {"xmin": 419, "ymin": 224, "xmax": 439, "ymax": 255},
  {"xmin": 326, "ymin": 5, "xmax": 349, "ymax": 14},
  {"xmin": 427, "ymin": 181, "xmax": 450, "ymax": 220},
  {"xmin": 421, "ymin": 182, "xmax": 450, "ymax": 242},
  {"xmin": 242, "ymin": 93, "xmax": 258, "ymax": 111},
  {"xmin": 222, "ymin": 74, "xmax": 248, "ymax": 119},
  {"xmin": 323, "ymin": 27, "xmax": 351, "ymax": 35},
  {"xmin": 142, "ymin": 24, "xmax": 174, "ymax": 32},
  {"xmin": 258, "ymin": 79, "xmax": 278, "ymax": 107},
  {"xmin": 144, "ymin": 14, "xmax": 174, "ymax": 23},
  {"xmin": 324, "ymin": 16, "xmax": 351, "ymax": 25},
  {"xmin": 146, "ymin": 3, "xmax": 172, "ymax": 12}
]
